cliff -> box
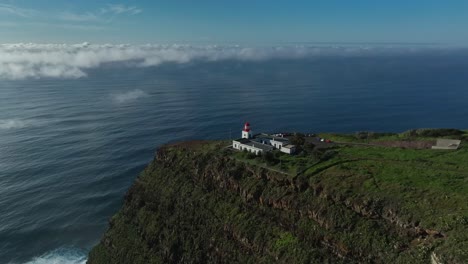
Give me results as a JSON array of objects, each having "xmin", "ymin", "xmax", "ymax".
[{"xmin": 88, "ymin": 137, "xmax": 468, "ymax": 263}]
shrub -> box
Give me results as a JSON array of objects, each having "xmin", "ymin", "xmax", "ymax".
[
  {"xmin": 273, "ymin": 232, "xmax": 299, "ymax": 253},
  {"xmin": 304, "ymin": 142, "xmax": 316, "ymax": 153},
  {"xmin": 246, "ymin": 152, "xmax": 256, "ymax": 159},
  {"xmin": 312, "ymin": 148, "xmax": 325, "ymax": 159},
  {"xmin": 355, "ymin": 131, "xmax": 375, "ymax": 140},
  {"xmin": 290, "ymin": 133, "xmax": 306, "ymax": 146},
  {"xmin": 401, "ymin": 129, "xmax": 464, "ymax": 138},
  {"xmin": 263, "ymin": 152, "xmax": 279, "ymax": 166},
  {"xmin": 274, "ymin": 151, "xmax": 282, "ymax": 159},
  {"xmin": 321, "ymin": 150, "xmax": 337, "ymax": 161}
]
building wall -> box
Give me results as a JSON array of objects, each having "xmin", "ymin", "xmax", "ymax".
[
  {"xmin": 280, "ymin": 147, "xmax": 295, "ymax": 154},
  {"xmin": 270, "ymin": 139, "xmax": 286, "ymax": 149},
  {"xmin": 233, "ymin": 139, "xmax": 294, "ymax": 155},
  {"xmin": 233, "ymin": 141, "xmax": 262, "ymax": 155},
  {"xmin": 242, "ymin": 131, "xmax": 252, "ymax": 139}
]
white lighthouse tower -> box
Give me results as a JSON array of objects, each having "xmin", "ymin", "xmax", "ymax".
[{"xmin": 242, "ymin": 122, "xmax": 253, "ymax": 139}]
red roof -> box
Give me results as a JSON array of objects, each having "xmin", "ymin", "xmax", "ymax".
[{"xmin": 243, "ymin": 122, "xmax": 251, "ymax": 132}]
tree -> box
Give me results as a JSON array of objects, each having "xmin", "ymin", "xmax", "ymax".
[
  {"xmin": 355, "ymin": 131, "xmax": 369, "ymax": 140},
  {"xmin": 263, "ymin": 151, "xmax": 278, "ymax": 166},
  {"xmin": 246, "ymin": 152, "xmax": 256, "ymax": 159},
  {"xmin": 304, "ymin": 142, "xmax": 316, "ymax": 153},
  {"xmin": 290, "ymin": 133, "xmax": 305, "ymax": 146}
]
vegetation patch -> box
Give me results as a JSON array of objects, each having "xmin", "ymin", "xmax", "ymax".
[{"xmin": 89, "ymin": 132, "xmax": 468, "ymax": 264}]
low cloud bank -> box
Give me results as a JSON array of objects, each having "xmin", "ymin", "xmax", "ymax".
[
  {"xmin": 112, "ymin": 89, "xmax": 147, "ymax": 104},
  {"xmin": 0, "ymin": 43, "xmax": 465, "ymax": 80}
]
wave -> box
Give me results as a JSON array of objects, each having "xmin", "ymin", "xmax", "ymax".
[
  {"xmin": 0, "ymin": 119, "xmax": 28, "ymax": 130},
  {"xmin": 22, "ymin": 248, "xmax": 87, "ymax": 264},
  {"xmin": 112, "ymin": 89, "xmax": 147, "ymax": 104}
]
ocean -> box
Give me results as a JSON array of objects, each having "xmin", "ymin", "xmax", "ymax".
[{"xmin": 1, "ymin": 51, "xmax": 468, "ymax": 263}]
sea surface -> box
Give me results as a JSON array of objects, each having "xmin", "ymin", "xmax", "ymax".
[{"xmin": 1, "ymin": 55, "xmax": 468, "ymax": 263}]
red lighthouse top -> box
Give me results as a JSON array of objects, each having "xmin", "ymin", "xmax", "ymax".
[{"xmin": 243, "ymin": 122, "xmax": 251, "ymax": 132}]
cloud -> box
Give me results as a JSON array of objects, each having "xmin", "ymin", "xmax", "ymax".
[
  {"xmin": 58, "ymin": 12, "xmax": 100, "ymax": 22},
  {"xmin": 0, "ymin": 3, "xmax": 37, "ymax": 17},
  {"xmin": 59, "ymin": 4, "xmax": 143, "ymax": 22},
  {"xmin": 0, "ymin": 119, "xmax": 28, "ymax": 129},
  {"xmin": 0, "ymin": 43, "xmax": 465, "ymax": 80},
  {"xmin": 0, "ymin": 3, "xmax": 141, "ymax": 24},
  {"xmin": 102, "ymin": 4, "xmax": 142, "ymax": 15},
  {"xmin": 52, "ymin": 23, "xmax": 106, "ymax": 31},
  {"xmin": 112, "ymin": 89, "xmax": 147, "ymax": 104}
]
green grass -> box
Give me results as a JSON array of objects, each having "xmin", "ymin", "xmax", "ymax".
[
  {"xmin": 232, "ymin": 150, "xmax": 320, "ymax": 176},
  {"xmin": 90, "ymin": 133, "xmax": 468, "ymax": 264},
  {"xmin": 273, "ymin": 232, "xmax": 299, "ymax": 252},
  {"xmin": 318, "ymin": 128, "xmax": 468, "ymax": 144},
  {"xmin": 230, "ymin": 138, "xmax": 468, "ymax": 259},
  {"xmin": 301, "ymin": 144, "xmax": 468, "ymax": 259},
  {"xmin": 331, "ymin": 147, "xmax": 465, "ymax": 255}
]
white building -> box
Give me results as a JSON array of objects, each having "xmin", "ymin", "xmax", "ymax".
[
  {"xmin": 432, "ymin": 139, "xmax": 461, "ymax": 150},
  {"xmin": 256, "ymin": 135, "xmax": 297, "ymax": 154},
  {"xmin": 232, "ymin": 138, "xmax": 274, "ymax": 155},
  {"xmin": 232, "ymin": 122, "xmax": 296, "ymax": 155},
  {"xmin": 280, "ymin": 144, "xmax": 296, "ymax": 154}
]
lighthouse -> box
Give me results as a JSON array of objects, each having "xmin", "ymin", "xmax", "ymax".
[{"xmin": 242, "ymin": 122, "xmax": 253, "ymax": 139}]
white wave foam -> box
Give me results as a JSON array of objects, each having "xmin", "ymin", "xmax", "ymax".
[
  {"xmin": 0, "ymin": 119, "xmax": 28, "ymax": 129},
  {"xmin": 112, "ymin": 89, "xmax": 147, "ymax": 104},
  {"xmin": 23, "ymin": 248, "xmax": 87, "ymax": 264},
  {"xmin": 1, "ymin": 43, "xmax": 463, "ymax": 80}
]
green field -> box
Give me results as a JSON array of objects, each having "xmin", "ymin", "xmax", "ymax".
[{"xmin": 228, "ymin": 130, "xmax": 468, "ymax": 262}]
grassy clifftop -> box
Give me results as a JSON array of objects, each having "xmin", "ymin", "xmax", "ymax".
[{"xmin": 88, "ymin": 133, "xmax": 468, "ymax": 263}]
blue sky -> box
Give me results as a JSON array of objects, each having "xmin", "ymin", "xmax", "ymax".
[{"xmin": 1, "ymin": 0, "xmax": 468, "ymax": 44}]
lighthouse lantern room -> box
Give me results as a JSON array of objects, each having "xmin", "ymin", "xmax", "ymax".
[{"xmin": 242, "ymin": 122, "xmax": 253, "ymax": 139}]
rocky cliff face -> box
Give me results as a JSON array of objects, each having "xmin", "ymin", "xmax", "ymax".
[{"xmin": 88, "ymin": 141, "xmax": 467, "ymax": 264}]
